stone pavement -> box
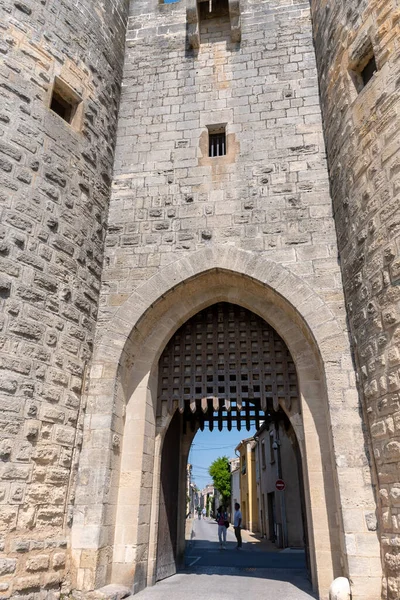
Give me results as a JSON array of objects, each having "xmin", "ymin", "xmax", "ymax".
[
  {"xmin": 134, "ymin": 570, "xmax": 316, "ymax": 600},
  {"xmin": 134, "ymin": 518, "xmax": 316, "ymax": 599}
]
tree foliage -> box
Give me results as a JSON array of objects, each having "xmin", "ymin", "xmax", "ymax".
[{"xmin": 208, "ymin": 456, "xmax": 231, "ymax": 504}]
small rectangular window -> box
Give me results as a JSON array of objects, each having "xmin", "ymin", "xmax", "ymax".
[
  {"xmin": 49, "ymin": 77, "xmax": 82, "ymax": 128},
  {"xmin": 209, "ymin": 132, "xmax": 226, "ymax": 157},
  {"xmin": 51, "ymin": 92, "xmax": 73, "ymax": 123},
  {"xmin": 200, "ymin": 0, "xmax": 229, "ymax": 20},
  {"xmin": 208, "ymin": 125, "xmax": 227, "ymax": 157}
]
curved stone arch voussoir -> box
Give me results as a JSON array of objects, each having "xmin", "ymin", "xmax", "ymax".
[{"xmin": 94, "ymin": 246, "xmax": 343, "ymax": 372}]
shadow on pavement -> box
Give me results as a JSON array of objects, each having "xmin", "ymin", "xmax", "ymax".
[
  {"xmin": 184, "ymin": 540, "xmax": 307, "ymax": 568},
  {"xmin": 180, "ymin": 518, "xmax": 315, "ymax": 597},
  {"xmin": 178, "ymin": 565, "xmax": 316, "ymax": 598}
]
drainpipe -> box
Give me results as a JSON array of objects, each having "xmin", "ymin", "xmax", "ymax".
[{"xmin": 274, "ymin": 423, "xmax": 288, "ymax": 548}]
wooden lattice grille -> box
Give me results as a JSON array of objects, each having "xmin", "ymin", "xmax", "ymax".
[{"xmin": 157, "ymin": 303, "xmax": 299, "ymax": 431}]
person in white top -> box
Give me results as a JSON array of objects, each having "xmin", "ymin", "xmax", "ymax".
[{"xmin": 233, "ymin": 502, "xmax": 242, "ymax": 549}]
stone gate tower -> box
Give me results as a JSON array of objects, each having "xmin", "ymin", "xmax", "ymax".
[{"xmin": 0, "ymin": 0, "xmax": 399, "ymax": 599}]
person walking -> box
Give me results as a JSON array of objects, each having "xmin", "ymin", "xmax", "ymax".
[
  {"xmin": 202, "ymin": 507, "xmax": 206, "ymax": 519},
  {"xmin": 234, "ymin": 502, "xmax": 242, "ymax": 549},
  {"xmin": 216, "ymin": 505, "xmax": 228, "ymax": 550}
]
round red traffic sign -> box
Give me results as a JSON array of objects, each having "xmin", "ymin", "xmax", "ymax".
[{"xmin": 275, "ymin": 479, "xmax": 285, "ymax": 491}]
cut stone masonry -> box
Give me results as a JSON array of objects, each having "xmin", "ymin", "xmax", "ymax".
[
  {"xmin": 0, "ymin": 0, "xmax": 129, "ymax": 596},
  {"xmin": 0, "ymin": 0, "xmax": 399, "ymax": 598}
]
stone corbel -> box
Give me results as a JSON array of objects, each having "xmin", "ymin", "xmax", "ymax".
[
  {"xmin": 187, "ymin": 0, "xmax": 200, "ymax": 49},
  {"xmin": 228, "ymin": 0, "xmax": 241, "ymax": 43}
]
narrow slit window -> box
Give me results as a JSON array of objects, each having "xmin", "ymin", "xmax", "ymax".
[
  {"xmin": 261, "ymin": 441, "xmax": 266, "ymax": 469},
  {"xmin": 209, "ymin": 130, "xmax": 226, "ymax": 157},
  {"xmin": 269, "ymin": 433, "xmax": 275, "ymax": 464}
]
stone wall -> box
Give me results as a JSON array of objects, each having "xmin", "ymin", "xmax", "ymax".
[
  {"xmin": 0, "ymin": 0, "xmax": 128, "ymax": 596},
  {"xmin": 75, "ymin": 0, "xmax": 381, "ymax": 597},
  {"xmin": 310, "ymin": 1, "xmax": 400, "ymax": 597},
  {"xmin": 103, "ymin": 0, "xmax": 342, "ymax": 323}
]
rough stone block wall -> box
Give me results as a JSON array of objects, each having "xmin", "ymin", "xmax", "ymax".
[
  {"xmin": 85, "ymin": 0, "xmax": 380, "ymax": 593},
  {"xmin": 103, "ymin": 0, "xmax": 343, "ymax": 318},
  {"xmin": 0, "ymin": 0, "xmax": 128, "ymax": 596},
  {"xmin": 310, "ymin": 0, "xmax": 400, "ymax": 597}
]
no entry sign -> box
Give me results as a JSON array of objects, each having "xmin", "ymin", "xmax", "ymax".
[{"xmin": 275, "ymin": 479, "xmax": 285, "ymax": 491}]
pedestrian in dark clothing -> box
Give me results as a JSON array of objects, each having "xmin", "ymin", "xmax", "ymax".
[{"xmin": 234, "ymin": 502, "xmax": 242, "ymax": 549}]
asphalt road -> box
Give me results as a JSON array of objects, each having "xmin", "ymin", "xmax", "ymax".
[
  {"xmin": 185, "ymin": 517, "xmax": 307, "ymax": 569},
  {"xmin": 135, "ymin": 518, "xmax": 316, "ymax": 600}
]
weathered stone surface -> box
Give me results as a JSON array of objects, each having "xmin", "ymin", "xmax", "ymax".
[
  {"xmin": 26, "ymin": 554, "xmax": 50, "ymax": 572},
  {"xmin": 13, "ymin": 574, "xmax": 41, "ymax": 591},
  {"xmin": 310, "ymin": 0, "xmax": 400, "ymax": 596},
  {"xmin": 0, "ymin": 0, "xmax": 129, "ymax": 593},
  {"xmin": 0, "ymin": 0, "xmax": 396, "ymax": 598},
  {"xmin": 70, "ymin": 0, "xmax": 379, "ymax": 598},
  {"xmin": 0, "ymin": 558, "xmax": 16, "ymax": 576},
  {"xmin": 86, "ymin": 584, "xmax": 132, "ymax": 600}
]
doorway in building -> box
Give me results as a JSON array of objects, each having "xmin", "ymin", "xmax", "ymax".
[
  {"xmin": 155, "ymin": 302, "xmax": 308, "ymax": 579},
  {"xmin": 268, "ymin": 492, "xmax": 277, "ymax": 543}
]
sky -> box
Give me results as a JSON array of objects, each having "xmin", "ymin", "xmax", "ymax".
[{"xmin": 189, "ymin": 425, "xmax": 256, "ymax": 491}]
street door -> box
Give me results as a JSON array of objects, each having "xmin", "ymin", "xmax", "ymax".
[{"xmin": 267, "ymin": 492, "xmax": 276, "ymax": 542}]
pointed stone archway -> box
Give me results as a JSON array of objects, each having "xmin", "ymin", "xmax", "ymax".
[
  {"xmin": 155, "ymin": 301, "xmax": 307, "ymax": 580},
  {"xmin": 71, "ymin": 247, "xmax": 381, "ymax": 600}
]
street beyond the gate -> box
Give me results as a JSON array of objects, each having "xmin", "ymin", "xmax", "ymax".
[
  {"xmin": 135, "ymin": 518, "xmax": 316, "ymax": 599},
  {"xmin": 186, "ymin": 516, "xmax": 308, "ymax": 568}
]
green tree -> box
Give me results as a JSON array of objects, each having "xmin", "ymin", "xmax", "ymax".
[{"xmin": 208, "ymin": 456, "xmax": 231, "ymax": 505}]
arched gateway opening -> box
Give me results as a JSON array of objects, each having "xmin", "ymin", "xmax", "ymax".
[
  {"xmin": 72, "ymin": 250, "xmax": 380, "ymax": 600},
  {"xmin": 156, "ymin": 302, "xmax": 308, "ymax": 581},
  {"xmin": 106, "ymin": 268, "xmax": 344, "ymax": 599}
]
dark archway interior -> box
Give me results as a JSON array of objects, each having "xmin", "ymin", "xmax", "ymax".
[{"xmin": 155, "ymin": 303, "xmax": 308, "ymax": 582}]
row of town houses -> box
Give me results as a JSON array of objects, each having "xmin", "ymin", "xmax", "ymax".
[
  {"xmin": 230, "ymin": 420, "xmax": 305, "ymax": 549},
  {"xmin": 188, "ymin": 420, "xmax": 305, "ymax": 550}
]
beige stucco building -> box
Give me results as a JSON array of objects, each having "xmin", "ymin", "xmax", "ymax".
[
  {"xmin": 235, "ymin": 438, "xmax": 258, "ymax": 534},
  {"xmin": 200, "ymin": 483, "xmax": 216, "ymax": 516},
  {"xmin": 229, "ymin": 457, "xmax": 240, "ymax": 523}
]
